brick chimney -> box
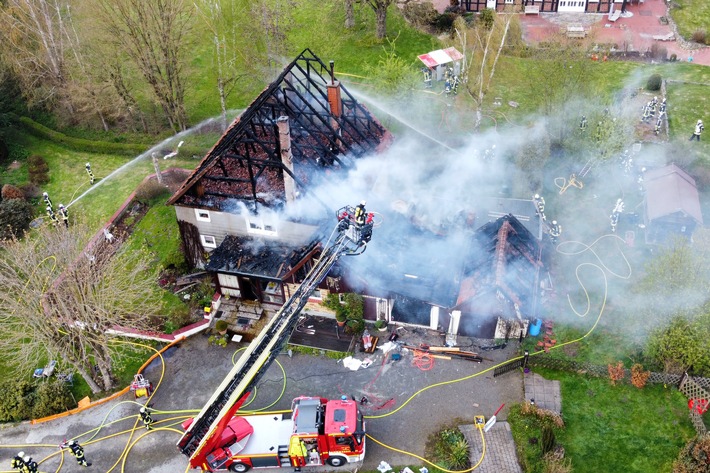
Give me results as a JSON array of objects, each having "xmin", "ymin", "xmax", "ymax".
[{"xmin": 277, "ymin": 116, "xmax": 297, "ymax": 203}]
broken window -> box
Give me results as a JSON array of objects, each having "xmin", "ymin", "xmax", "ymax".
[{"xmin": 246, "ymin": 217, "xmax": 277, "ymax": 236}]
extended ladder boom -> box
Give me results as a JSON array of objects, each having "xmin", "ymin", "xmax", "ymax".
[{"xmin": 177, "ymin": 205, "xmax": 373, "ymax": 468}]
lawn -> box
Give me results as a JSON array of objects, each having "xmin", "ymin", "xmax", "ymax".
[
  {"xmin": 510, "ymin": 369, "xmax": 695, "ymax": 473},
  {"xmin": 668, "ymin": 0, "xmax": 710, "ymax": 43}
]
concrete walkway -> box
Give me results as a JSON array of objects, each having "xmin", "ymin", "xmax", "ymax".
[
  {"xmin": 461, "ymin": 422, "xmax": 523, "ymax": 473},
  {"xmin": 523, "ymin": 372, "xmax": 562, "ymax": 413}
]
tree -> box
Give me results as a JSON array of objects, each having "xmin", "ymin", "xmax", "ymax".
[
  {"xmin": 365, "ymin": 0, "xmax": 394, "ymax": 40},
  {"xmin": 0, "ymin": 0, "xmax": 70, "ymax": 111},
  {"xmin": 0, "ymin": 221, "xmax": 163, "ymax": 392},
  {"xmin": 344, "ymin": 0, "xmax": 355, "ymax": 29},
  {"xmin": 645, "ymin": 311, "xmax": 710, "ymax": 377},
  {"xmin": 97, "ymin": 0, "xmax": 191, "ymax": 132},
  {"xmin": 451, "ymin": 11, "xmax": 516, "ymax": 129}
]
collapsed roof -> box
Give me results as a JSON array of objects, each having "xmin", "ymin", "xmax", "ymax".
[{"xmin": 168, "ymin": 48, "xmax": 392, "ymax": 214}]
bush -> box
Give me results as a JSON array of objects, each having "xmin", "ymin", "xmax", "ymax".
[
  {"xmin": 0, "ymin": 379, "xmax": 73, "ymax": 422},
  {"xmin": 542, "ymin": 425, "xmax": 555, "ymax": 454},
  {"xmin": 691, "ymin": 29, "xmax": 706, "ymax": 44},
  {"xmin": 672, "ymin": 435, "xmax": 710, "ymax": 473},
  {"xmin": 630, "ymin": 363, "xmax": 651, "ymax": 389},
  {"xmin": 435, "ymin": 13, "xmax": 456, "ymax": 32},
  {"xmin": 402, "ymin": 1, "xmax": 439, "ymax": 28},
  {"xmin": 670, "ymin": 53, "xmax": 678, "ymax": 62},
  {"xmin": 479, "ymin": 8, "xmax": 495, "ymax": 30},
  {"xmin": 1, "ymin": 183, "xmax": 25, "ymax": 200},
  {"xmin": 215, "ymin": 320, "xmax": 228, "ymax": 332},
  {"xmin": 19, "ymin": 183, "xmax": 41, "ymax": 200},
  {"xmin": 135, "ymin": 178, "xmax": 171, "ymax": 205},
  {"xmin": 0, "ymin": 198, "xmax": 34, "ymax": 239},
  {"xmin": 433, "ymin": 428, "xmax": 471, "ymax": 469},
  {"xmin": 649, "ymin": 44, "xmax": 667, "ymax": 61},
  {"xmin": 646, "ymin": 73, "xmax": 663, "ymax": 91},
  {"xmin": 27, "ymin": 154, "xmax": 50, "ymax": 185},
  {"xmin": 608, "ymin": 361, "xmax": 625, "ymax": 385}
]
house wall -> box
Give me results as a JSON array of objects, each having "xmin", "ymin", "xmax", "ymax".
[
  {"xmin": 459, "ymin": 0, "xmax": 620, "ymax": 13},
  {"xmin": 174, "ymin": 205, "xmax": 319, "ymax": 251}
]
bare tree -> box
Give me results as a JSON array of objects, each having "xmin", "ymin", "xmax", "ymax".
[
  {"xmin": 0, "ymin": 0, "xmax": 70, "ymax": 111},
  {"xmin": 0, "ymin": 222, "xmax": 163, "ymax": 393},
  {"xmin": 251, "ymin": 0, "xmax": 297, "ymax": 71},
  {"xmin": 98, "ymin": 0, "xmax": 191, "ymax": 132},
  {"xmin": 365, "ymin": 0, "xmax": 394, "ymax": 40},
  {"xmin": 344, "ymin": 0, "xmax": 355, "ymax": 29},
  {"xmin": 453, "ymin": 12, "xmax": 516, "ymax": 129}
]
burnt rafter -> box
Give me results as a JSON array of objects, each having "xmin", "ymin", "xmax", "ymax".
[{"xmin": 168, "ymin": 48, "xmax": 390, "ymax": 213}]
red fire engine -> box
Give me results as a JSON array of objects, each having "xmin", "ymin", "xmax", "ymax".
[{"xmin": 178, "ymin": 204, "xmax": 373, "ymax": 472}]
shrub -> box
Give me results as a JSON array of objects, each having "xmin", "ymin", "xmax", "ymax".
[
  {"xmin": 435, "ymin": 13, "xmax": 456, "ymax": 32},
  {"xmin": 608, "ymin": 361, "xmax": 625, "ymax": 385},
  {"xmin": 27, "ymin": 154, "xmax": 50, "ymax": 185},
  {"xmin": 646, "ymin": 73, "xmax": 662, "ymax": 91},
  {"xmin": 402, "ymin": 1, "xmax": 439, "ymax": 28},
  {"xmin": 19, "ymin": 183, "xmax": 41, "ymax": 200},
  {"xmin": 542, "ymin": 425, "xmax": 555, "ymax": 454},
  {"xmin": 135, "ymin": 178, "xmax": 170, "ymax": 205},
  {"xmin": 479, "ymin": 8, "xmax": 495, "ymax": 30},
  {"xmin": 672, "ymin": 435, "xmax": 710, "ymax": 473},
  {"xmin": 2, "ymin": 183, "xmax": 25, "ymax": 200},
  {"xmin": 433, "ymin": 428, "xmax": 471, "ymax": 469},
  {"xmin": 630, "ymin": 363, "xmax": 651, "ymax": 389},
  {"xmin": 670, "ymin": 53, "xmax": 678, "ymax": 62},
  {"xmin": 649, "ymin": 44, "xmax": 667, "ymax": 61},
  {"xmin": 215, "ymin": 319, "xmax": 228, "ymax": 332},
  {"xmin": 0, "ymin": 379, "xmax": 73, "ymax": 421},
  {"xmin": 691, "ymin": 29, "xmax": 706, "ymax": 44},
  {"xmin": 0, "ymin": 198, "xmax": 34, "ymax": 239}
]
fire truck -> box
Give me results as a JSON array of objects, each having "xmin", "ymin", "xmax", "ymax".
[{"xmin": 178, "ymin": 204, "xmax": 374, "ymax": 472}]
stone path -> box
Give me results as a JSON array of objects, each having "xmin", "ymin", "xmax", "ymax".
[
  {"xmin": 460, "ymin": 421, "xmax": 523, "ymax": 473},
  {"xmin": 523, "ymin": 372, "xmax": 562, "ymax": 413}
]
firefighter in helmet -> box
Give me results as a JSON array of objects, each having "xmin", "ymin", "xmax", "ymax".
[
  {"xmin": 354, "ymin": 201, "xmax": 367, "ymax": 226},
  {"xmin": 58, "ymin": 204, "xmax": 69, "ymax": 228},
  {"xmin": 549, "ymin": 220, "xmax": 561, "ymax": 243},
  {"xmin": 85, "ymin": 162, "xmax": 95, "ymax": 185},
  {"xmin": 23, "ymin": 456, "xmax": 38, "ymax": 473},
  {"xmin": 64, "ymin": 440, "xmax": 91, "ymax": 467},
  {"xmin": 11, "ymin": 452, "xmax": 25, "ymax": 471},
  {"xmin": 139, "ymin": 406, "xmax": 154, "ymax": 430}
]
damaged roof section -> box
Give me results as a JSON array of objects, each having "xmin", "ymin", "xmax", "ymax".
[
  {"xmin": 206, "ymin": 235, "xmax": 321, "ymax": 281},
  {"xmin": 168, "ymin": 48, "xmax": 392, "ymax": 213},
  {"xmin": 457, "ymin": 214, "xmax": 541, "ymax": 313}
]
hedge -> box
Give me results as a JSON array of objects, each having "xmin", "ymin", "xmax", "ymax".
[
  {"xmin": 15, "ymin": 115, "xmax": 150, "ymax": 156},
  {"xmin": 0, "ymin": 379, "xmax": 74, "ymax": 422}
]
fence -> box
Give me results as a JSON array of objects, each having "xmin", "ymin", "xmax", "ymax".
[{"xmin": 493, "ymin": 353, "xmax": 710, "ymax": 435}]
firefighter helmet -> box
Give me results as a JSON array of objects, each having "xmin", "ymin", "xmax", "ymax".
[
  {"xmin": 140, "ymin": 407, "xmax": 146, "ymax": 413},
  {"xmin": 360, "ymin": 200, "xmax": 366, "ymax": 206},
  {"xmin": 24, "ymin": 456, "xmax": 31, "ymax": 463},
  {"xmin": 18, "ymin": 451, "xmax": 24, "ymax": 458}
]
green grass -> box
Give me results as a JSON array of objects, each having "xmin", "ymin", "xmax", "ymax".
[
  {"xmin": 669, "ymin": 0, "xmax": 710, "ymax": 42},
  {"xmin": 510, "ymin": 369, "xmax": 695, "ymax": 473}
]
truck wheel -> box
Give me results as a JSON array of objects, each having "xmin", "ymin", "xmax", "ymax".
[
  {"xmin": 229, "ymin": 462, "xmax": 250, "ymax": 472},
  {"xmin": 326, "ymin": 456, "xmax": 347, "ymax": 467}
]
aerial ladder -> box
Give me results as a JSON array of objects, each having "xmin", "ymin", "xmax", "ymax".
[{"xmin": 177, "ymin": 203, "xmax": 374, "ymax": 471}]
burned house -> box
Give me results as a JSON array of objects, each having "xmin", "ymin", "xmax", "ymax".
[
  {"xmin": 168, "ymin": 49, "xmax": 544, "ymax": 340},
  {"xmin": 643, "ymin": 164, "xmax": 704, "ymax": 245},
  {"xmin": 167, "ymin": 49, "xmax": 392, "ymax": 321}
]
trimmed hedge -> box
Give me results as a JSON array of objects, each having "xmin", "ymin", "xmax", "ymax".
[
  {"xmin": 16, "ymin": 115, "xmax": 150, "ymax": 156},
  {"xmin": 0, "ymin": 379, "xmax": 74, "ymax": 422}
]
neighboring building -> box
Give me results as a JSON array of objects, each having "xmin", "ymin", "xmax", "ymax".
[
  {"xmin": 643, "ymin": 164, "xmax": 704, "ymax": 244},
  {"xmin": 460, "ymin": 0, "xmax": 627, "ymax": 14}
]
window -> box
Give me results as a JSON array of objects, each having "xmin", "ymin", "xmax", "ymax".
[
  {"xmin": 310, "ymin": 289, "xmax": 322, "ymax": 300},
  {"xmin": 246, "ymin": 217, "xmax": 277, "ymax": 236},
  {"xmin": 195, "ymin": 209, "xmax": 211, "ymax": 222},
  {"xmin": 200, "ymin": 235, "xmax": 217, "ymax": 248},
  {"xmin": 505, "ymin": 0, "xmax": 513, "ymax": 3}
]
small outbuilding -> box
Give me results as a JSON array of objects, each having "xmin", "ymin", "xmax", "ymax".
[{"xmin": 643, "ymin": 164, "xmax": 703, "ymax": 244}]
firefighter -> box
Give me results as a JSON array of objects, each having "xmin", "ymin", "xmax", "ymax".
[
  {"xmin": 42, "ymin": 192, "xmax": 53, "ymax": 211},
  {"xmin": 690, "ymin": 119, "xmax": 704, "ymax": 141},
  {"xmin": 533, "ymin": 194, "xmax": 545, "ymax": 216},
  {"xmin": 11, "ymin": 452, "xmax": 25, "ymax": 471},
  {"xmin": 655, "ymin": 116, "xmax": 662, "ymax": 135},
  {"xmin": 85, "ymin": 162, "xmax": 95, "ymax": 185},
  {"xmin": 641, "ymin": 104, "xmax": 651, "ymax": 123},
  {"xmin": 23, "ymin": 456, "xmax": 37, "ymax": 473},
  {"xmin": 139, "ymin": 406, "xmax": 153, "ymax": 430},
  {"xmin": 422, "ymin": 67, "xmax": 432, "ymax": 89},
  {"xmin": 659, "ymin": 98, "xmax": 667, "ymax": 114},
  {"xmin": 444, "ymin": 77, "xmax": 451, "ymax": 96},
  {"xmin": 354, "ymin": 201, "xmax": 366, "ymax": 225},
  {"xmin": 58, "ymin": 204, "xmax": 69, "ymax": 228},
  {"xmin": 46, "ymin": 206, "xmax": 59, "ymax": 226},
  {"xmin": 484, "ymin": 144, "xmax": 496, "ymax": 162},
  {"xmin": 451, "ymin": 75, "xmax": 460, "ymax": 96},
  {"xmin": 579, "ymin": 115, "xmax": 587, "ymax": 132},
  {"xmin": 549, "ymin": 220, "xmax": 561, "ymax": 243},
  {"xmin": 65, "ymin": 440, "xmax": 91, "ymax": 467}
]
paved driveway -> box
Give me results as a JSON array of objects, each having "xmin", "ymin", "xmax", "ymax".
[{"xmin": 0, "ymin": 330, "xmax": 523, "ymax": 472}]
